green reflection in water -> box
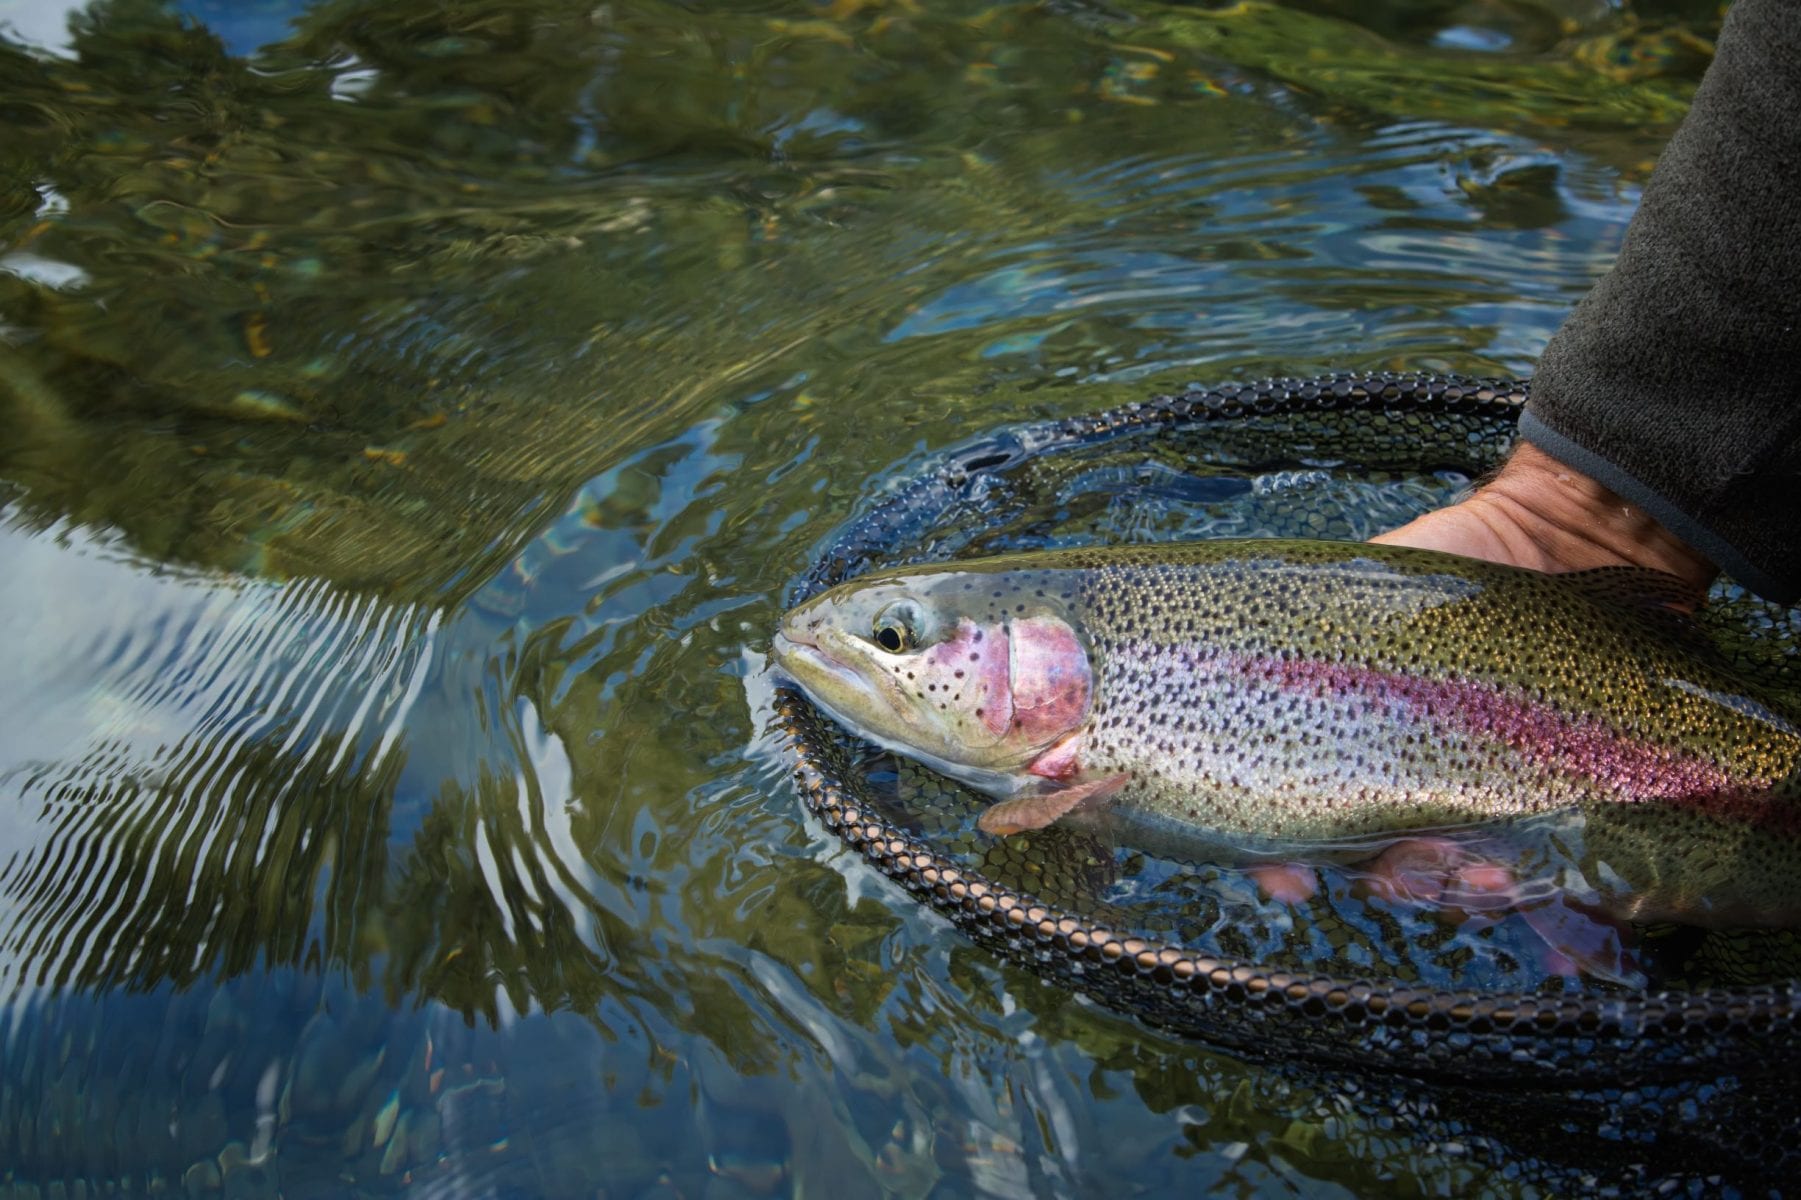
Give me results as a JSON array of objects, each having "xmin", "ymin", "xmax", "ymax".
[{"xmin": 0, "ymin": 0, "xmax": 1762, "ymax": 1194}]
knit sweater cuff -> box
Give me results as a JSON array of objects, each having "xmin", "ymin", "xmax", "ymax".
[{"xmin": 1518, "ymin": 409, "xmax": 1793, "ymax": 604}]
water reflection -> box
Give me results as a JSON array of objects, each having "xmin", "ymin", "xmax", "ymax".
[{"xmin": 0, "ymin": 515, "xmax": 424, "ymax": 994}]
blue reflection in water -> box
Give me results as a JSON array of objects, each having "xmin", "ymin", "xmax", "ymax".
[{"xmin": 171, "ymin": 0, "xmax": 310, "ymax": 56}]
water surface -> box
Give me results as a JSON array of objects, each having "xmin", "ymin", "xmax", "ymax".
[{"xmin": 0, "ymin": 0, "xmax": 1735, "ymax": 1193}]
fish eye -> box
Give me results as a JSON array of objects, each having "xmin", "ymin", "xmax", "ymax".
[{"xmin": 871, "ymin": 600, "xmax": 925, "ymax": 654}]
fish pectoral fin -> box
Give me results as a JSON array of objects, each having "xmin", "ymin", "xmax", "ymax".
[{"xmin": 978, "ymin": 773, "xmax": 1130, "ymax": 836}]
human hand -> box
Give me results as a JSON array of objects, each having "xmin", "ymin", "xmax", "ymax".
[{"xmin": 1370, "ymin": 442, "xmax": 1717, "ymax": 608}]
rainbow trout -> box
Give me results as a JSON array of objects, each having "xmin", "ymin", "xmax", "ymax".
[{"xmin": 771, "ymin": 540, "xmax": 1801, "ymax": 924}]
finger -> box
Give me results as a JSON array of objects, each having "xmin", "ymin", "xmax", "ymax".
[{"xmin": 1247, "ymin": 862, "xmax": 1318, "ymax": 905}]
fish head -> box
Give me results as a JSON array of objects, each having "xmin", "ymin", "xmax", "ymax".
[{"xmin": 772, "ymin": 567, "xmax": 1092, "ymax": 778}]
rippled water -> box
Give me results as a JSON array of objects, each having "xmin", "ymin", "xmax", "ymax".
[{"xmin": 0, "ymin": 0, "xmax": 1737, "ymax": 1194}]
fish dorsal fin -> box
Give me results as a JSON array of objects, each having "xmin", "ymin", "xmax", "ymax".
[{"xmin": 1559, "ymin": 566, "xmax": 1714, "ymax": 650}]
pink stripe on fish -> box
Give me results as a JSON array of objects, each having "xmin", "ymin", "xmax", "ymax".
[{"xmin": 1243, "ymin": 655, "xmax": 1772, "ymax": 816}]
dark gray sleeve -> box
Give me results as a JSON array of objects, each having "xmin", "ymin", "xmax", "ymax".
[{"xmin": 1522, "ymin": 0, "xmax": 1801, "ymax": 604}]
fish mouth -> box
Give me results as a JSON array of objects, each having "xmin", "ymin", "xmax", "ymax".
[
  {"xmin": 774, "ymin": 620, "xmax": 820, "ymax": 651},
  {"xmin": 771, "ymin": 630, "xmax": 868, "ymax": 694},
  {"xmin": 772, "ymin": 625, "xmax": 923, "ymax": 740}
]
